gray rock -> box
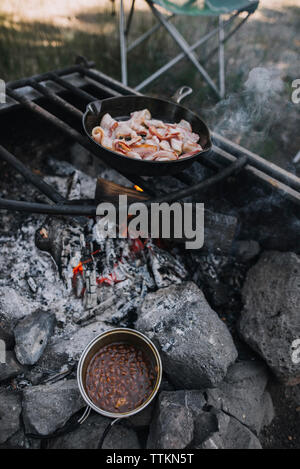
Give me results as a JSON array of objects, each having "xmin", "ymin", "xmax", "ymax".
[
  {"xmin": 0, "ymin": 429, "xmax": 41, "ymax": 449},
  {"xmin": 39, "ymin": 321, "xmax": 111, "ymax": 371},
  {"xmin": 22, "ymin": 379, "xmax": 84, "ymax": 436},
  {"xmin": 0, "ymin": 351, "xmax": 27, "ymax": 382},
  {"xmin": 14, "ymin": 310, "xmax": 56, "ymax": 365},
  {"xmin": 233, "ymin": 240, "xmax": 260, "ymax": 262},
  {"xmin": 0, "ymin": 390, "xmax": 22, "ymax": 444},
  {"xmin": 261, "ymin": 391, "xmax": 275, "ymax": 428},
  {"xmin": 200, "ymin": 411, "xmax": 262, "ymax": 449},
  {"xmin": 239, "ymin": 251, "xmax": 300, "ymax": 385},
  {"xmin": 0, "ymin": 326, "xmax": 14, "ymax": 350},
  {"xmin": 193, "ymin": 411, "xmax": 219, "ymax": 446},
  {"xmin": 147, "ymin": 390, "xmax": 205, "ymax": 449},
  {"xmin": 205, "ymin": 361, "xmax": 274, "ymax": 433},
  {"xmin": 47, "ymin": 414, "xmax": 141, "ymax": 449},
  {"xmin": 147, "ymin": 391, "xmax": 195, "ymax": 449},
  {"xmin": 160, "ymin": 375, "xmax": 176, "ymax": 392},
  {"xmin": 103, "ymin": 423, "xmax": 141, "ymax": 450},
  {"xmin": 221, "ymin": 416, "xmax": 262, "ymax": 449},
  {"xmin": 136, "ymin": 282, "xmax": 237, "ymax": 389}
]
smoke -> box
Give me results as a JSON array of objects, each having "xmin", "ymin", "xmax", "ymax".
[{"xmin": 203, "ymin": 67, "xmax": 288, "ymax": 147}]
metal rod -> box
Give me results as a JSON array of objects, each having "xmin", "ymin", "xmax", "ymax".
[
  {"xmin": 0, "ymin": 198, "xmax": 97, "ymax": 215},
  {"xmin": 173, "ymin": 172, "xmax": 198, "ymax": 186},
  {"xmin": 0, "ymin": 145, "xmax": 64, "ymax": 204},
  {"xmin": 125, "ymin": 0, "xmax": 136, "ymax": 36},
  {"xmin": 212, "ymin": 132, "xmax": 300, "ymax": 193},
  {"xmin": 83, "ymin": 76, "xmax": 121, "ymax": 98},
  {"xmin": 218, "ymin": 16, "xmax": 225, "ymax": 99},
  {"xmin": 6, "ymin": 63, "xmax": 94, "ymax": 90},
  {"xmin": 201, "ymin": 13, "xmax": 250, "ymax": 65},
  {"xmin": 83, "ymin": 71, "xmax": 121, "ymax": 97},
  {"xmin": 127, "ymin": 13, "xmax": 176, "ymax": 52},
  {"xmin": 0, "ymin": 157, "xmax": 248, "ymax": 215},
  {"xmin": 146, "ymin": 155, "xmax": 248, "ymax": 204},
  {"xmin": 6, "ymin": 65, "xmax": 299, "ymax": 206},
  {"xmin": 6, "ymin": 88, "xmax": 86, "ymax": 141},
  {"xmin": 146, "ymin": 0, "xmax": 220, "ymax": 97},
  {"xmin": 5, "ymin": 88, "xmax": 152, "ymax": 194},
  {"xmin": 120, "ymin": 0, "xmax": 128, "ymax": 86},
  {"xmin": 83, "ymin": 68, "xmax": 141, "ymax": 95},
  {"xmin": 27, "ymin": 80, "xmax": 83, "ymax": 119},
  {"xmin": 211, "ymin": 145, "xmax": 300, "ymax": 205},
  {"xmin": 48, "ymin": 73, "xmax": 96, "ymax": 102}
]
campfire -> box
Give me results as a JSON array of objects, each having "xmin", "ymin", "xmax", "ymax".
[{"xmin": 0, "ymin": 60, "xmax": 299, "ymax": 450}]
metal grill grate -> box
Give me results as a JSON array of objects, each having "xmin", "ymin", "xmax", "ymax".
[{"xmin": 0, "ymin": 58, "xmax": 299, "ymax": 215}]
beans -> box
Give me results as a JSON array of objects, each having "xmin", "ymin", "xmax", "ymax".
[{"xmin": 86, "ymin": 342, "xmax": 157, "ymax": 413}]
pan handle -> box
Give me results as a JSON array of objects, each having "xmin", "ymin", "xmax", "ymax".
[
  {"xmin": 171, "ymin": 86, "xmax": 193, "ymax": 104},
  {"xmin": 86, "ymin": 100, "xmax": 102, "ymax": 116}
]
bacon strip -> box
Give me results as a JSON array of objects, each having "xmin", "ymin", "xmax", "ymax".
[{"xmin": 92, "ymin": 109, "xmax": 202, "ymax": 161}]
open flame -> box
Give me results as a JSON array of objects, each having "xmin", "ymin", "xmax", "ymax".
[
  {"xmin": 73, "ymin": 262, "xmax": 83, "ymax": 276},
  {"xmin": 72, "ymin": 239, "xmax": 148, "ymax": 295},
  {"xmin": 134, "ymin": 185, "xmax": 144, "ymax": 192}
]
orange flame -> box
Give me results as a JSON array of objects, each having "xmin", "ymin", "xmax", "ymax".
[
  {"xmin": 73, "ymin": 262, "xmax": 83, "ymax": 276},
  {"xmin": 134, "ymin": 185, "xmax": 144, "ymax": 192},
  {"xmin": 72, "ymin": 249, "xmax": 101, "ymax": 277}
]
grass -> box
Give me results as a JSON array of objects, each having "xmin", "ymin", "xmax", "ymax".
[{"xmin": 0, "ymin": 0, "xmax": 299, "ymax": 170}]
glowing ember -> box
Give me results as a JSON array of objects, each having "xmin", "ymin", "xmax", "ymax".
[
  {"xmin": 73, "ymin": 262, "xmax": 83, "ymax": 276},
  {"xmin": 96, "ymin": 272, "xmax": 119, "ymax": 286},
  {"xmin": 131, "ymin": 238, "xmax": 146, "ymax": 253}
]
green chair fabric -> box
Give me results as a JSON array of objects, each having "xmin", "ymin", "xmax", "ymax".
[{"xmin": 152, "ymin": 0, "xmax": 259, "ymax": 16}]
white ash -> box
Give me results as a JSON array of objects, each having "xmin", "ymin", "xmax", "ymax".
[
  {"xmin": 0, "ymin": 216, "xmax": 84, "ymax": 337},
  {"xmin": 63, "ymin": 217, "xmax": 188, "ymax": 325}
]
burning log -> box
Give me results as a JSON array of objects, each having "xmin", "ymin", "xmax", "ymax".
[
  {"xmin": 35, "ymin": 218, "xmax": 66, "ymax": 270},
  {"xmin": 95, "ymin": 177, "xmax": 149, "ymax": 204}
]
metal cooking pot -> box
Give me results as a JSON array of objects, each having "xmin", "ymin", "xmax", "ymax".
[{"xmin": 27, "ymin": 328, "xmax": 162, "ymax": 448}]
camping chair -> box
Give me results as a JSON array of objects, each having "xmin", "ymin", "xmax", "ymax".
[{"xmin": 119, "ymin": 0, "xmax": 259, "ymax": 98}]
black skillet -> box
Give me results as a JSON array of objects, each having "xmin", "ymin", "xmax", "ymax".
[{"xmin": 83, "ymin": 86, "xmax": 212, "ymax": 177}]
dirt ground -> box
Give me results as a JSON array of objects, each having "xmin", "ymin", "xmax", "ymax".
[{"xmin": 261, "ymin": 380, "xmax": 300, "ymax": 449}]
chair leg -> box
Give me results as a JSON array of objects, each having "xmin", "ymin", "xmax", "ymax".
[
  {"xmin": 218, "ymin": 16, "xmax": 225, "ymax": 98},
  {"xmin": 147, "ymin": 0, "xmax": 221, "ymax": 97},
  {"xmin": 135, "ymin": 22, "xmax": 223, "ymax": 91},
  {"xmin": 125, "ymin": 0, "xmax": 136, "ymax": 36},
  {"xmin": 119, "ymin": 0, "xmax": 128, "ymax": 85},
  {"xmin": 127, "ymin": 14, "xmax": 176, "ymax": 53}
]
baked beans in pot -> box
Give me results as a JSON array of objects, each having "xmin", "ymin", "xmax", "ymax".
[{"xmin": 77, "ymin": 328, "xmax": 162, "ymax": 420}]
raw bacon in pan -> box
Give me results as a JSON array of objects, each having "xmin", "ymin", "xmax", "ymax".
[{"xmin": 91, "ymin": 109, "xmax": 202, "ymax": 161}]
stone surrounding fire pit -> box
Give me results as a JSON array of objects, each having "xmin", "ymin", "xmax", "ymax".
[
  {"xmin": 0, "ymin": 146, "xmax": 299, "ymax": 449},
  {"xmin": 239, "ymin": 251, "xmax": 300, "ymax": 386},
  {"xmin": 136, "ymin": 282, "xmax": 237, "ymax": 389}
]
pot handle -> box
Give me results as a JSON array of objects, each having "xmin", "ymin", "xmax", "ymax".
[
  {"xmin": 86, "ymin": 100, "xmax": 102, "ymax": 116},
  {"xmin": 97, "ymin": 417, "xmax": 122, "ymax": 449},
  {"xmin": 171, "ymin": 86, "xmax": 193, "ymax": 104},
  {"xmin": 25, "ymin": 406, "xmax": 92, "ymax": 440}
]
